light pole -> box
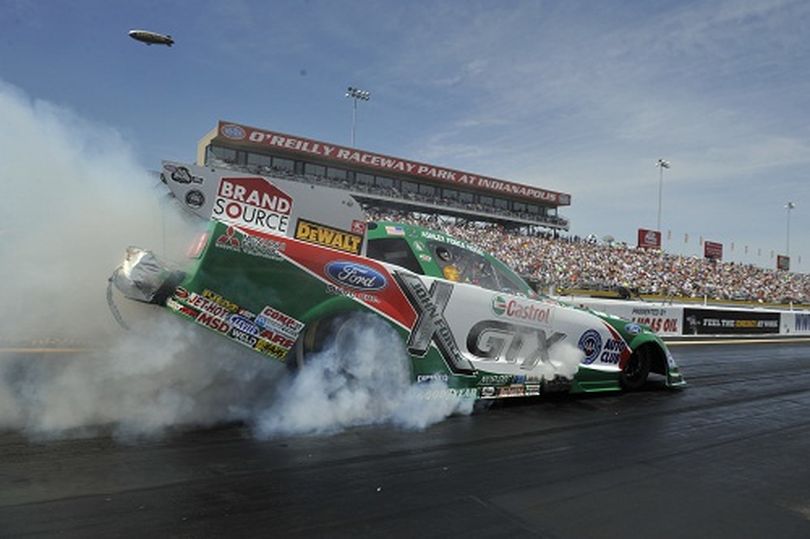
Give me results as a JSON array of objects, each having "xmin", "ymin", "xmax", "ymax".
[
  {"xmin": 656, "ymin": 158, "xmax": 671, "ymax": 232},
  {"xmin": 345, "ymin": 86, "xmax": 370, "ymax": 147},
  {"xmin": 786, "ymin": 201, "xmax": 796, "ymax": 256}
]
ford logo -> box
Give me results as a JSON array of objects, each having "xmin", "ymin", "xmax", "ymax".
[
  {"xmin": 325, "ymin": 261, "xmax": 387, "ymax": 291},
  {"xmin": 221, "ymin": 124, "xmax": 246, "ymax": 140}
]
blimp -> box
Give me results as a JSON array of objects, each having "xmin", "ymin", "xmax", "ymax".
[{"xmin": 128, "ymin": 29, "xmax": 174, "ymax": 47}]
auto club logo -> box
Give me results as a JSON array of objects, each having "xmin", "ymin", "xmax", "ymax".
[
  {"xmin": 491, "ymin": 295, "xmax": 507, "ymax": 316},
  {"xmin": 185, "ymin": 189, "xmax": 205, "ymax": 209},
  {"xmin": 221, "ymin": 124, "xmax": 247, "ymax": 140},
  {"xmin": 578, "ymin": 329, "xmax": 603, "ymax": 365}
]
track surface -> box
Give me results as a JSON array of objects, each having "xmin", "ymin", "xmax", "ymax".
[{"xmin": 2, "ymin": 344, "xmax": 810, "ymax": 538}]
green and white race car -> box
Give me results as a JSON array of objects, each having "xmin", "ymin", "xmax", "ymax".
[{"xmin": 112, "ymin": 162, "xmax": 685, "ymax": 400}]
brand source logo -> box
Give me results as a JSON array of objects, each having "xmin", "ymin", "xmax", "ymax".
[
  {"xmin": 221, "ymin": 124, "xmax": 246, "ymax": 140},
  {"xmin": 578, "ymin": 329, "xmax": 603, "ymax": 365},
  {"xmin": 325, "ymin": 261, "xmax": 387, "ymax": 291},
  {"xmin": 492, "ymin": 296, "xmax": 552, "ymax": 324}
]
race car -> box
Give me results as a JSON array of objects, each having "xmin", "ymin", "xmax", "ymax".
[{"xmin": 112, "ymin": 162, "xmax": 685, "ymax": 399}]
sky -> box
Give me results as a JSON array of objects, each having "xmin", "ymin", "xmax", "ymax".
[{"xmin": 2, "ymin": 0, "xmax": 810, "ymax": 271}]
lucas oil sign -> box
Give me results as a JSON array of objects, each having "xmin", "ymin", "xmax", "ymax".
[{"xmin": 212, "ymin": 177, "xmax": 293, "ymax": 235}]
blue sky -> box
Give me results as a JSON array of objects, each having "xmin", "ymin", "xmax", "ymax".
[{"xmin": 3, "ymin": 0, "xmax": 810, "ymax": 270}]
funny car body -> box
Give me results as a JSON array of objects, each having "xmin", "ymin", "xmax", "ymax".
[{"xmin": 112, "ymin": 162, "xmax": 685, "ymax": 400}]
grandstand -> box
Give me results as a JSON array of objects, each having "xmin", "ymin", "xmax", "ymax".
[
  {"xmin": 197, "ymin": 121, "xmax": 570, "ymax": 231},
  {"xmin": 192, "ymin": 121, "xmax": 809, "ymax": 306}
]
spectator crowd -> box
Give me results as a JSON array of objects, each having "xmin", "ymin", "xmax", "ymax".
[{"xmin": 366, "ymin": 210, "xmax": 810, "ymax": 305}]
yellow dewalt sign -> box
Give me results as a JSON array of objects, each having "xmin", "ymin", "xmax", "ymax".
[{"xmin": 294, "ymin": 218, "xmax": 363, "ymax": 254}]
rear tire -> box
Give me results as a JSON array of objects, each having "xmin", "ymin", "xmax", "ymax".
[{"xmin": 620, "ymin": 345, "xmax": 652, "ymax": 390}]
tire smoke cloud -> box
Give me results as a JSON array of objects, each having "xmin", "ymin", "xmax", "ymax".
[{"xmin": 0, "ymin": 82, "xmax": 472, "ymax": 440}]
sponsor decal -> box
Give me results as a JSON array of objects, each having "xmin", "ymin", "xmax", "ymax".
[
  {"xmin": 413, "ymin": 240, "xmax": 426, "ymax": 252},
  {"xmin": 578, "ymin": 329, "xmax": 602, "ymax": 365},
  {"xmin": 491, "ymin": 295, "xmax": 552, "ymax": 324},
  {"xmin": 215, "ymin": 226, "xmax": 286, "ymax": 261},
  {"xmin": 166, "ymin": 165, "xmax": 203, "ymax": 185},
  {"xmin": 325, "ymin": 283, "xmax": 381, "ymax": 304},
  {"xmin": 166, "ymin": 297, "xmax": 199, "ymax": 319},
  {"xmin": 467, "ymin": 320, "xmax": 566, "ymax": 371},
  {"xmin": 418, "ymin": 254, "xmax": 432, "ymax": 262},
  {"xmin": 393, "ymin": 272, "xmax": 474, "ymax": 375},
  {"xmin": 295, "ymin": 218, "xmax": 362, "ymax": 255},
  {"xmin": 385, "ymin": 225, "xmax": 405, "ymax": 236},
  {"xmin": 416, "ymin": 373, "xmax": 449, "ymax": 383},
  {"xmin": 497, "ymin": 385, "xmax": 526, "ymax": 398},
  {"xmin": 196, "ymin": 310, "xmax": 231, "ymax": 334},
  {"xmin": 220, "ymin": 124, "xmax": 247, "ymax": 140},
  {"xmin": 201, "ymin": 289, "xmax": 240, "ymax": 313},
  {"xmin": 174, "ymin": 286, "xmax": 189, "ymax": 300},
  {"xmin": 599, "ymin": 339, "xmax": 626, "ymax": 364},
  {"xmin": 478, "ymin": 373, "xmax": 513, "ymax": 386},
  {"xmin": 325, "ymin": 261, "xmax": 387, "ymax": 291},
  {"xmin": 525, "ymin": 383, "xmax": 540, "ymax": 396},
  {"xmin": 185, "ymin": 189, "xmax": 205, "ymax": 209},
  {"xmin": 624, "ymin": 323, "xmax": 642, "ymax": 336},
  {"xmin": 212, "ymin": 177, "xmax": 292, "ymax": 235},
  {"xmin": 351, "ymin": 220, "xmax": 367, "ymax": 235},
  {"xmin": 256, "ymin": 305, "xmax": 305, "ymax": 337},
  {"xmin": 229, "ymin": 315, "xmax": 260, "ymax": 336},
  {"xmin": 480, "ymin": 386, "xmax": 496, "ymax": 398}
]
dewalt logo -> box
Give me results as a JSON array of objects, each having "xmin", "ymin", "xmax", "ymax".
[{"xmin": 294, "ymin": 218, "xmax": 363, "ymax": 255}]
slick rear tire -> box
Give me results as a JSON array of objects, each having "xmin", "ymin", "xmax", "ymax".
[{"xmin": 620, "ymin": 345, "xmax": 652, "ymax": 390}]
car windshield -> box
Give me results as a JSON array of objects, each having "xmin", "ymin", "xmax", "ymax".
[{"xmin": 424, "ymin": 238, "xmax": 536, "ymax": 297}]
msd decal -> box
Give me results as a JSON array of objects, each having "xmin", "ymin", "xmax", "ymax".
[{"xmin": 212, "ymin": 177, "xmax": 292, "ymax": 235}]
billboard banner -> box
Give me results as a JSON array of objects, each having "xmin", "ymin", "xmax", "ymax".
[
  {"xmin": 215, "ymin": 121, "xmax": 570, "ymax": 206},
  {"xmin": 682, "ymin": 308, "xmax": 779, "ymax": 335},
  {"xmin": 777, "ymin": 255, "xmax": 790, "ymax": 271},
  {"xmin": 637, "ymin": 228, "xmax": 662, "ymax": 249},
  {"xmin": 704, "ymin": 241, "xmax": 723, "ymax": 260}
]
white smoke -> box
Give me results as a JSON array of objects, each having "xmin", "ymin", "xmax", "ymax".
[
  {"xmin": 254, "ymin": 313, "xmax": 474, "ymax": 438},
  {"xmin": 0, "ymin": 82, "xmax": 472, "ymax": 440}
]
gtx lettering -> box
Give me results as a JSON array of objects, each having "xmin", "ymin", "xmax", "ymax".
[
  {"xmin": 467, "ymin": 320, "xmax": 566, "ymax": 370},
  {"xmin": 394, "ymin": 272, "xmax": 474, "ymax": 375}
]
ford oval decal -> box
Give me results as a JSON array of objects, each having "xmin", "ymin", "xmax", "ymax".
[{"xmin": 325, "ymin": 261, "xmax": 387, "ymax": 291}]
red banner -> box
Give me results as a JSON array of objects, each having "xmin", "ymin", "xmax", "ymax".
[
  {"xmin": 216, "ymin": 121, "xmax": 570, "ymax": 206},
  {"xmin": 777, "ymin": 255, "xmax": 790, "ymax": 271},
  {"xmin": 704, "ymin": 241, "xmax": 723, "ymax": 260},
  {"xmin": 637, "ymin": 228, "xmax": 661, "ymax": 249}
]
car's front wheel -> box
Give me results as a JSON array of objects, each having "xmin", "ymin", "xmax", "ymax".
[{"xmin": 620, "ymin": 344, "xmax": 652, "ymax": 390}]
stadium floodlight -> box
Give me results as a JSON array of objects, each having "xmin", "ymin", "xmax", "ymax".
[
  {"xmin": 345, "ymin": 86, "xmax": 371, "ymax": 147},
  {"xmin": 655, "ymin": 159, "xmax": 671, "ymax": 233},
  {"xmin": 785, "ymin": 201, "xmax": 796, "ymax": 256}
]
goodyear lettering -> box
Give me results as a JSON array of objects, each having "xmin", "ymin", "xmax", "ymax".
[{"xmin": 295, "ymin": 219, "xmax": 362, "ymax": 254}]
